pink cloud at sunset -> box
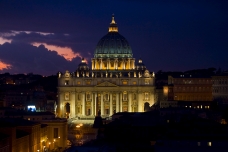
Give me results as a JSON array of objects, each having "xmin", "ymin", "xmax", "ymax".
[
  {"xmin": 32, "ymin": 43, "xmax": 81, "ymax": 61},
  {"xmin": 0, "ymin": 37, "xmax": 12, "ymax": 45},
  {"xmin": 0, "ymin": 61, "xmax": 11, "ymax": 70}
]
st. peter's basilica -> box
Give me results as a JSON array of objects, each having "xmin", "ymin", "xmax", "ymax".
[{"xmin": 57, "ymin": 15, "xmax": 155, "ymax": 118}]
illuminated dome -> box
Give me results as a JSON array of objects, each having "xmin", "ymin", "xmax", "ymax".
[{"xmin": 94, "ymin": 15, "xmax": 133, "ymax": 58}]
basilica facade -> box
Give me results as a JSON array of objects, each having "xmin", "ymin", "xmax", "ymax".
[{"xmin": 57, "ymin": 15, "xmax": 155, "ymax": 118}]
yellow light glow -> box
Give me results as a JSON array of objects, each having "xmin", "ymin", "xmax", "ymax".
[{"xmin": 0, "ymin": 61, "xmax": 11, "ymax": 70}]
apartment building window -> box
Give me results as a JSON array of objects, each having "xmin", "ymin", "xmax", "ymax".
[{"xmin": 54, "ymin": 128, "xmax": 58, "ymax": 138}]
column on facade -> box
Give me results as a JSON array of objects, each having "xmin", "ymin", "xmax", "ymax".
[
  {"xmin": 94, "ymin": 59, "xmax": 97, "ymax": 69},
  {"xmin": 101, "ymin": 93, "xmax": 104, "ymax": 115},
  {"xmin": 94, "ymin": 93, "xmax": 97, "ymax": 116},
  {"xmin": 120, "ymin": 92, "xmax": 122, "ymax": 112},
  {"xmin": 71, "ymin": 92, "xmax": 75, "ymax": 117},
  {"xmin": 92, "ymin": 60, "xmax": 94, "ymax": 70},
  {"xmin": 128, "ymin": 59, "xmax": 130, "ymax": 69},
  {"xmin": 108, "ymin": 59, "xmax": 110, "ymax": 69},
  {"xmin": 116, "ymin": 93, "xmax": 119, "ymax": 112},
  {"xmin": 137, "ymin": 92, "xmax": 140, "ymax": 112},
  {"xmin": 128, "ymin": 92, "xmax": 131, "ymax": 112},
  {"xmin": 138, "ymin": 93, "xmax": 143, "ymax": 112},
  {"xmin": 110, "ymin": 93, "xmax": 113, "ymax": 116},
  {"xmin": 58, "ymin": 92, "xmax": 62, "ymax": 117},
  {"xmin": 100, "ymin": 59, "xmax": 102, "ymax": 70},
  {"xmin": 82, "ymin": 93, "xmax": 85, "ymax": 115},
  {"xmin": 115, "ymin": 59, "xmax": 118, "ymax": 70},
  {"xmin": 91, "ymin": 93, "xmax": 94, "ymax": 116}
]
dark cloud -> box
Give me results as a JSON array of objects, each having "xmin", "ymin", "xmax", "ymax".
[{"xmin": 0, "ymin": 42, "xmax": 81, "ymax": 75}]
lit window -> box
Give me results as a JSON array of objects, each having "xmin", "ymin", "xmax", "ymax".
[
  {"xmin": 133, "ymin": 81, "xmax": 136, "ymax": 85},
  {"xmin": 65, "ymin": 80, "xmax": 69, "ymax": 85},
  {"xmin": 86, "ymin": 81, "xmax": 91, "ymax": 85},
  {"xmin": 122, "ymin": 81, "xmax": 128, "ymax": 85},
  {"xmin": 208, "ymin": 142, "xmax": 212, "ymax": 147},
  {"xmin": 65, "ymin": 92, "xmax": 70, "ymax": 100},
  {"xmin": 77, "ymin": 81, "xmax": 81, "ymax": 85},
  {"xmin": 144, "ymin": 92, "xmax": 149, "ymax": 100}
]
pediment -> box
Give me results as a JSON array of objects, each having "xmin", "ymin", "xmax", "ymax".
[{"xmin": 95, "ymin": 81, "xmax": 118, "ymax": 87}]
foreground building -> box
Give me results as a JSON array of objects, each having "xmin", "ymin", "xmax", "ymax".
[{"xmin": 58, "ymin": 15, "xmax": 155, "ymax": 118}]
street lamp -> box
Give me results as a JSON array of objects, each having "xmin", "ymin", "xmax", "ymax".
[{"xmin": 49, "ymin": 142, "xmax": 51, "ymax": 150}]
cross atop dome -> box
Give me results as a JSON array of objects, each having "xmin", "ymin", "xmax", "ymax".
[
  {"xmin": 109, "ymin": 14, "xmax": 118, "ymax": 32},
  {"xmin": 111, "ymin": 14, "xmax": 116, "ymax": 24}
]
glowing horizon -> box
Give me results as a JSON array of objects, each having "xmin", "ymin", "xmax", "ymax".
[{"xmin": 0, "ymin": 61, "xmax": 12, "ymax": 70}]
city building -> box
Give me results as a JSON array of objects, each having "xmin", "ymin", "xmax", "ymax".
[
  {"xmin": 57, "ymin": 15, "xmax": 155, "ymax": 118},
  {"xmin": 0, "ymin": 110, "xmax": 68, "ymax": 151},
  {"xmin": 159, "ymin": 74, "xmax": 213, "ymax": 108},
  {"xmin": 212, "ymin": 73, "xmax": 228, "ymax": 105}
]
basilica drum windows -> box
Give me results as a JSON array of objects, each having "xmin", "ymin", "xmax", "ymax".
[
  {"xmin": 65, "ymin": 92, "xmax": 70, "ymax": 101},
  {"xmin": 144, "ymin": 92, "xmax": 149, "ymax": 101},
  {"xmin": 123, "ymin": 91, "xmax": 128, "ymax": 101}
]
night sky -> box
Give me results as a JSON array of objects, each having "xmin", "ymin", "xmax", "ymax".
[{"xmin": 0, "ymin": 0, "xmax": 227, "ymax": 75}]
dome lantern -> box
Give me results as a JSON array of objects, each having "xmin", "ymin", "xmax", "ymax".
[{"xmin": 108, "ymin": 14, "xmax": 118, "ymax": 32}]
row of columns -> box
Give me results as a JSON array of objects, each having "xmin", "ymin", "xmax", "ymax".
[
  {"xmin": 91, "ymin": 58, "xmax": 135, "ymax": 70},
  {"xmin": 58, "ymin": 91, "xmax": 148, "ymax": 118},
  {"xmin": 76, "ymin": 92, "xmax": 139, "ymax": 116}
]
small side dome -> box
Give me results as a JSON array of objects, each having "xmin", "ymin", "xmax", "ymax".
[
  {"xmin": 77, "ymin": 58, "xmax": 89, "ymax": 70},
  {"xmin": 136, "ymin": 58, "xmax": 146, "ymax": 70}
]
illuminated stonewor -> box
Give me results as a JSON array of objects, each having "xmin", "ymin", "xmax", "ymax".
[{"xmin": 57, "ymin": 15, "xmax": 155, "ymax": 119}]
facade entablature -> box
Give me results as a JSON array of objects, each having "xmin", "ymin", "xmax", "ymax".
[{"xmin": 58, "ymin": 77, "xmax": 155, "ymax": 87}]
